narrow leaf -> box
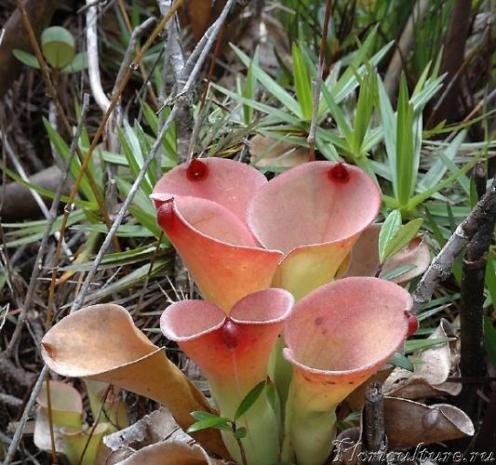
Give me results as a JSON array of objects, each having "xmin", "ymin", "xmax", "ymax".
[
  {"xmin": 292, "ymin": 43, "xmax": 313, "ymax": 120},
  {"xmin": 234, "ymin": 380, "xmax": 266, "ymax": 421},
  {"xmin": 378, "ymin": 210, "xmax": 401, "ymax": 263},
  {"xmin": 187, "ymin": 412, "xmax": 232, "ymax": 433},
  {"xmin": 390, "ymin": 352, "xmax": 414, "ymax": 371},
  {"xmin": 383, "ymin": 218, "xmax": 423, "ymax": 261}
]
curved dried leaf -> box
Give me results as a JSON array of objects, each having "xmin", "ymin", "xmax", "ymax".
[
  {"xmin": 384, "ymin": 319, "xmax": 461, "ymax": 399},
  {"xmin": 112, "ymin": 440, "xmax": 223, "ymax": 465},
  {"xmin": 384, "ymin": 397, "xmax": 474, "ymax": 449}
]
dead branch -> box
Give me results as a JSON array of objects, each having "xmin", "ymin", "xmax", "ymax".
[
  {"xmin": 458, "ymin": 167, "xmax": 495, "ymax": 420},
  {"xmin": 412, "ymin": 176, "xmax": 496, "ymax": 312},
  {"xmin": 362, "ymin": 382, "xmax": 387, "ymax": 465}
]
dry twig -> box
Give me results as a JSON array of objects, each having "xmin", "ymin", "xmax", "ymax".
[{"xmin": 412, "ymin": 176, "xmax": 496, "ymax": 312}]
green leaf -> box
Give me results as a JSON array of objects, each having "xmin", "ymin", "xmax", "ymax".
[
  {"xmin": 384, "ymin": 218, "xmax": 423, "ymax": 261},
  {"xmin": 378, "ymin": 210, "xmax": 402, "ymax": 263},
  {"xmin": 396, "ymin": 75, "xmax": 416, "ymax": 207},
  {"xmin": 85, "ymin": 260, "xmax": 169, "ymax": 301},
  {"xmin": 292, "ymin": 43, "xmax": 313, "ymax": 120},
  {"xmin": 484, "ymin": 316, "xmax": 496, "ymax": 367},
  {"xmin": 485, "ymin": 258, "xmax": 496, "ymax": 306},
  {"xmin": 405, "ymin": 337, "xmax": 452, "ymax": 353},
  {"xmin": 408, "ymin": 157, "xmax": 479, "ymax": 210},
  {"xmin": 41, "ymin": 26, "xmax": 75, "ymax": 69},
  {"xmin": 12, "ymin": 49, "xmax": 40, "ymax": 69},
  {"xmin": 43, "ymin": 118, "xmax": 97, "ymax": 203},
  {"xmin": 212, "ymin": 83, "xmax": 301, "ymax": 126},
  {"xmin": 321, "ymin": 85, "xmax": 354, "ymax": 150},
  {"xmin": 469, "ymin": 175, "xmax": 479, "ymax": 209},
  {"xmin": 187, "ymin": 412, "xmax": 232, "ymax": 433},
  {"xmin": 234, "ymin": 380, "xmax": 266, "ymax": 421},
  {"xmin": 352, "ymin": 71, "xmax": 375, "ymax": 154},
  {"xmin": 266, "ymin": 378, "xmax": 281, "ymax": 419},
  {"xmin": 62, "ymin": 52, "xmax": 88, "ymax": 74},
  {"xmin": 376, "ymin": 76, "xmax": 397, "ymax": 191},
  {"xmin": 390, "ymin": 352, "xmax": 414, "ymax": 371},
  {"xmin": 424, "ymin": 207, "xmax": 446, "ymax": 247}
]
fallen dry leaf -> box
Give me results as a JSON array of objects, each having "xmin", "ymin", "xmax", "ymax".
[
  {"xmin": 105, "ymin": 409, "xmax": 227, "ymax": 465},
  {"xmin": 384, "ymin": 397, "xmax": 474, "ymax": 449},
  {"xmin": 112, "ymin": 440, "xmax": 224, "ymax": 465},
  {"xmin": 41, "ymin": 303, "xmax": 228, "ymax": 457},
  {"xmin": 104, "ymin": 408, "xmax": 189, "ymax": 452},
  {"xmin": 384, "ymin": 319, "xmax": 461, "ymax": 399}
]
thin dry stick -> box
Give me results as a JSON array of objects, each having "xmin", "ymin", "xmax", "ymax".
[
  {"xmin": 362, "ymin": 382, "xmax": 387, "ymax": 465},
  {"xmin": 307, "ymin": 0, "xmax": 332, "ymax": 156},
  {"xmin": 186, "ymin": 22, "xmax": 225, "ymax": 160},
  {"xmin": 4, "ymin": 96, "xmax": 90, "ymax": 356},
  {"xmin": 411, "ymin": 176, "xmax": 496, "ymax": 313},
  {"xmin": 70, "ymin": 0, "xmax": 237, "ymax": 312},
  {"xmin": 116, "ymin": 0, "xmax": 160, "ymax": 109},
  {"xmin": 86, "ymin": 0, "xmax": 111, "ymax": 112},
  {"xmin": 113, "ymin": 17, "xmax": 158, "ymax": 94},
  {"xmin": 110, "ymin": 16, "xmax": 157, "ymax": 153}
]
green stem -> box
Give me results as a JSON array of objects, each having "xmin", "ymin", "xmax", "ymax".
[
  {"xmin": 269, "ymin": 336, "xmax": 292, "ymax": 418},
  {"xmin": 282, "ymin": 374, "xmax": 342, "ymax": 465},
  {"xmin": 212, "ymin": 385, "xmax": 280, "ymax": 465}
]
